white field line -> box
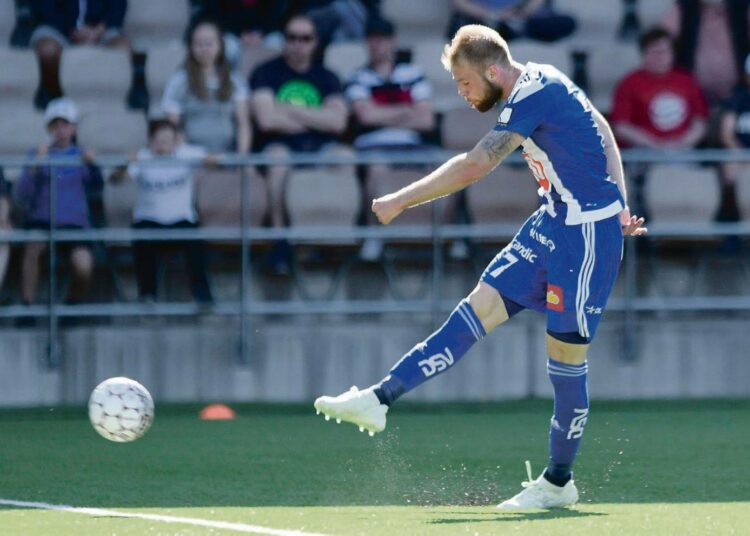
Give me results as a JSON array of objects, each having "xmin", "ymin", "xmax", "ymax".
[{"xmin": 0, "ymin": 498, "xmax": 331, "ymax": 536}]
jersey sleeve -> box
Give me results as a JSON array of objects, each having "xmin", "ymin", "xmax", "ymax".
[{"xmin": 493, "ymin": 86, "xmax": 549, "ymax": 138}]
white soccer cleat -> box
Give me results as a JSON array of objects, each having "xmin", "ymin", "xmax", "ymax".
[
  {"xmin": 313, "ymin": 386, "xmax": 387, "ymax": 435},
  {"xmin": 496, "ymin": 461, "xmax": 579, "ymax": 510}
]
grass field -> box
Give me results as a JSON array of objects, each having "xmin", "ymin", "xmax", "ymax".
[{"xmin": 0, "ymin": 399, "xmax": 748, "ymax": 535}]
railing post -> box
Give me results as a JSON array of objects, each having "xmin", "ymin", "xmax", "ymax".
[
  {"xmin": 622, "ymin": 233, "xmax": 638, "ymax": 361},
  {"xmin": 46, "ymin": 161, "xmax": 60, "ymax": 368},
  {"xmin": 237, "ymin": 164, "xmax": 250, "ymax": 365}
]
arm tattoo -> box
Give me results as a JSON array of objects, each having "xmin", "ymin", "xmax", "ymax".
[{"xmin": 479, "ymin": 130, "xmax": 525, "ymax": 169}]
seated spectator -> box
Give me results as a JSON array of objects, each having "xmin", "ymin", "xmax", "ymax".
[
  {"xmin": 718, "ymin": 52, "xmax": 750, "ymax": 220},
  {"xmin": 610, "ymin": 27, "xmax": 708, "ymax": 219},
  {"xmin": 112, "ymin": 120, "xmax": 214, "ymax": 304},
  {"xmin": 346, "ymin": 16, "xmax": 437, "ymax": 260},
  {"xmin": 189, "ymin": 0, "xmax": 291, "ymax": 67},
  {"xmin": 162, "ymin": 20, "xmax": 252, "ymax": 154},
  {"xmin": 250, "ymin": 13, "xmax": 350, "ymax": 273},
  {"xmin": 662, "ymin": 0, "xmax": 750, "ymax": 106},
  {"xmin": 446, "ymin": 0, "xmax": 576, "ymax": 42},
  {"xmin": 29, "ymin": 0, "xmax": 132, "ymax": 109},
  {"xmin": 0, "ymin": 168, "xmax": 11, "ymax": 300},
  {"xmin": 16, "ymin": 98, "xmax": 101, "ymax": 307},
  {"xmin": 302, "ymin": 0, "xmax": 382, "ymax": 49}
]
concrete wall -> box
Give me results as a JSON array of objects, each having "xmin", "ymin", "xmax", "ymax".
[{"xmin": 0, "ymin": 314, "xmax": 748, "ymax": 407}]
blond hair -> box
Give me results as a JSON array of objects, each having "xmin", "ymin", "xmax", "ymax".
[{"xmin": 441, "ymin": 25, "xmax": 512, "ymax": 72}]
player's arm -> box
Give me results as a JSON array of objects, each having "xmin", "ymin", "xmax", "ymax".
[
  {"xmin": 593, "ymin": 108, "xmax": 647, "ymax": 236},
  {"xmin": 372, "ymin": 129, "xmax": 525, "ymax": 224}
]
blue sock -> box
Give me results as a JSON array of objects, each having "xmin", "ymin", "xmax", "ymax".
[
  {"xmin": 545, "ymin": 358, "xmax": 589, "ymax": 486},
  {"xmin": 374, "ymin": 299, "xmax": 485, "ymax": 405}
]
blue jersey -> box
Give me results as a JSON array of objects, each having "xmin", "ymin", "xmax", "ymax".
[{"xmin": 494, "ymin": 62, "xmax": 624, "ymax": 225}]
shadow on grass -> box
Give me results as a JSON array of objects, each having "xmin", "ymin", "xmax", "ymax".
[{"xmin": 431, "ymin": 508, "xmax": 607, "ymax": 524}]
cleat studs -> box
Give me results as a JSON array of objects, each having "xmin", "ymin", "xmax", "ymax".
[
  {"xmin": 359, "ymin": 426, "xmax": 364, "ymax": 432},
  {"xmin": 336, "ymin": 418, "xmax": 341, "ymax": 424},
  {"xmin": 324, "ymin": 415, "xmax": 330, "ymax": 421},
  {"xmin": 316, "ymin": 410, "xmax": 320, "ymax": 415},
  {"xmin": 368, "ymin": 431, "xmax": 374, "ymax": 437}
]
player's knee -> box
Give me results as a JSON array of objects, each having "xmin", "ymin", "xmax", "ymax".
[
  {"xmin": 467, "ymin": 282, "xmax": 508, "ymax": 333},
  {"xmin": 546, "ymin": 331, "xmax": 589, "ymax": 364}
]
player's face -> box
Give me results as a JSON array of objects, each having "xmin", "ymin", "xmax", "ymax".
[
  {"xmin": 452, "ymin": 62, "xmax": 504, "ymax": 113},
  {"xmin": 191, "ymin": 23, "xmax": 222, "ymax": 66},
  {"xmin": 642, "ymin": 39, "xmax": 673, "ymax": 75}
]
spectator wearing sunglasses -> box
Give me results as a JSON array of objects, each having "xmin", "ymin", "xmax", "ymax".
[{"xmin": 249, "ymin": 14, "xmax": 350, "ymax": 274}]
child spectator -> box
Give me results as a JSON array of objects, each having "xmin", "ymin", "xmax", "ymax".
[
  {"xmin": 0, "ymin": 168, "xmax": 11, "ymax": 300},
  {"xmin": 16, "ymin": 98, "xmax": 101, "ymax": 306},
  {"xmin": 112, "ymin": 120, "xmax": 215, "ymax": 304}
]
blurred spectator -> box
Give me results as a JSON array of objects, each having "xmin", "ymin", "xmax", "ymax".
[
  {"xmin": 446, "ymin": 0, "xmax": 576, "ymax": 42},
  {"xmin": 16, "ymin": 98, "xmax": 101, "ymax": 306},
  {"xmin": 189, "ymin": 0, "xmax": 290, "ymax": 65},
  {"xmin": 610, "ymin": 27, "xmax": 708, "ymax": 218},
  {"xmin": 299, "ymin": 0, "xmax": 382, "ymax": 49},
  {"xmin": 346, "ymin": 17, "xmax": 436, "ymax": 260},
  {"xmin": 662, "ymin": 0, "xmax": 750, "ymax": 105},
  {"xmin": 29, "ymin": 0, "xmax": 132, "ymax": 109},
  {"xmin": 112, "ymin": 120, "xmax": 214, "ymax": 304},
  {"xmin": 249, "ymin": 14, "xmax": 349, "ymax": 273},
  {"xmin": 162, "ymin": 20, "xmax": 252, "ymax": 154},
  {"xmin": 0, "ymin": 169, "xmax": 11, "ymax": 301},
  {"xmin": 717, "ymin": 52, "xmax": 750, "ymax": 220}
]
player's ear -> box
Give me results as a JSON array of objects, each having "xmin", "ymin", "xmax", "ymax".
[{"xmin": 485, "ymin": 64, "xmax": 499, "ymax": 83}]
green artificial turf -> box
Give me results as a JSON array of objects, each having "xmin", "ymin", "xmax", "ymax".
[{"xmin": 0, "ymin": 399, "xmax": 748, "ymax": 535}]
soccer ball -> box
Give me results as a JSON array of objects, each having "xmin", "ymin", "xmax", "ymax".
[{"xmin": 88, "ymin": 377, "xmax": 154, "ymax": 442}]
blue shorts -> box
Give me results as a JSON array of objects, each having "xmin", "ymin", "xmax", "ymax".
[{"xmin": 480, "ymin": 206, "xmax": 623, "ymax": 341}]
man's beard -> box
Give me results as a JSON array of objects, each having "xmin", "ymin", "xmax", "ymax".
[{"xmin": 474, "ymin": 79, "xmax": 504, "ymax": 112}]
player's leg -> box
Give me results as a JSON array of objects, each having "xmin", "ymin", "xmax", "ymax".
[
  {"xmin": 315, "ymin": 209, "xmax": 546, "ymax": 434},
  {"xmin": 314, "ymin": 282, "xmax": 518, "ymax": 434},
  {"xmin": 498, "ymin": 216, "xmax": 623, "ymax": 509}
]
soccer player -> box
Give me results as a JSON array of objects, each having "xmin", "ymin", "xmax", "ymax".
[{"xmin": 314, "ymin": 25, "xmax": 647, "ymax": 509}]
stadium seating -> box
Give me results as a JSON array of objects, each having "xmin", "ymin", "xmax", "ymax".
[
  {"xmin": 466, "ymin": 165, "xmax": 539, "ymax": 229},
  {"xmin": 145, "ymin": 43, "xmax": 185, "ymax": 107},
  {"xmin": 238, "ymin": 45, "xmax": 280, "ymax": 80},
  {"xmin": 381, "ymin": 0, "xmax": 452, "ymax": 46},
  {"xmin": 733, "ymin": 171, "xmax": 750, "ymax": 221},
  {"xmin": 644, "ymin": 164, "xmax": 720, "ymax": 224},
  {"xmin": 285, "ymin": 168, "xmax": 360, "ymax": 299},
  {"xmin": 510, "ymin": 40, "xmax": 573, "ymax": 77},
  {"xmin": 323, "ymin": 41, "xmax": 368, "ymax": 83},
  {"xmin": 104, "ymin": 175, "xmax": 139, "ymax": 229},
  {"xmin": 412, "ymin": 39, "xmax": 463, "ymax": 112},
  {"xmin": 441, "ymin": 107, "xmax": 506, "ymax": 151},
  {"xmin": 60, "ymin": 46, "xmax": 131, "ymax": 103},
  {"xmin": 76, "ymin": 106, "xmax": 148, "ymax": 154},
  {"xmin": 0, "ymin": 104, "xmax": 46, "ymax": 155},
  {"xmin": 587, "ymin": 41, "xmax": 640, "ymax": 113},
  {"xmin": 124, "ymin": 0, "xmax": 190, "ymax": 52},
  {"xmin": 196, "ymin": 168, "xmax": 267, "ymax": 230},
  {"xmin": 0, "ymin": 48, "xmax": 35, "ymax": 99},
  {"xmin": 0, "ymin": 0, "xmax": 14, "ymax": 46}
]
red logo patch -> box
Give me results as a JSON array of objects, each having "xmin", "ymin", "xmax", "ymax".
[{"xmin": 546, "ymin": 284, "xmax": 564, "ymax": 312}]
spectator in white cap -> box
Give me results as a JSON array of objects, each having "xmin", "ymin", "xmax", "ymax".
[{"xmin": 16, "ymin": 97, "xmax": 103, "ymax": 311}]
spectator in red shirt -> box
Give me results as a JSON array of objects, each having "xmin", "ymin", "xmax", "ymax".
[{"xmin": 610, "ymin": 28, "xmax": 709, "ymax": 218}]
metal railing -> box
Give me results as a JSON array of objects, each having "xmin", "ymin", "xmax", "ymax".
[{"xmin": 1, "ymin": 148, "xmax": 749, "ymax": 366}]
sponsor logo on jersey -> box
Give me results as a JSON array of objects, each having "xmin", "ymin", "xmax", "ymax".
[
  {"xmin": 418, "ymin": 348, "xmax": 455, "ymax": 378},
  {"xmin": 510, "ymin": 240, "xmax": 537, "ymax": 263},
  {"xmin": 546, "ymin": 284, "xmax": 564, "ymax": 312},
  {"xmin": 585, "ymin": 305, "xmax": 603, "ymax": 315},
  {"xmin": 529, "ymin": 228, "xmax": 556, "ymax": 251}
]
